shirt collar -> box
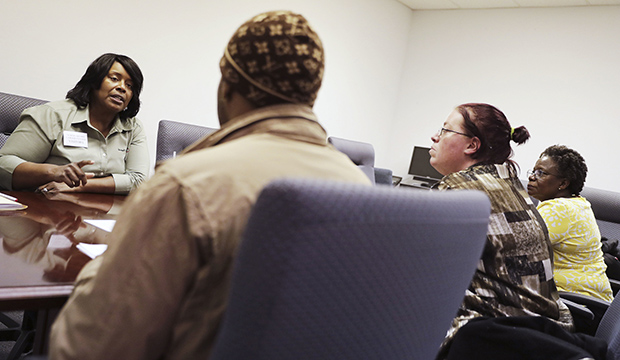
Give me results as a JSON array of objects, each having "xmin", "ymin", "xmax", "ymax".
[
  {"xmin": 70, "ymin": 104, "xmax": 133, "ymax": 133},
  {"xmin": 182, "ymin": 103, "xmax": 328, "ymax": 154}
]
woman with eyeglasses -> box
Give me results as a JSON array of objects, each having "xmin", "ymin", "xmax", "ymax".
[
  {"xmin": 527, "ymin": 145, "xmax": 612, "ymax": 302},
  {"xmin": 430, "ymin": 104, "xmax": 578, "ymax": 360}
]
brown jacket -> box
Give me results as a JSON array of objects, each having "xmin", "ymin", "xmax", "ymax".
[{"xmin": 50, "ymin": 104, "xmax": 371, "ymax": 360}]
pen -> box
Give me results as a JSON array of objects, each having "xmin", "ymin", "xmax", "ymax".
[{"xmin": 0, "ymin": 192, "xmax": 17, "ymax": 201}]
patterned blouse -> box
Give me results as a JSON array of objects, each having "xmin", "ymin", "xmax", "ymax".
[
  {"xmin": 435, "ymin": 164, "xmax": 573, "ymax": 359},
  {"xmin": 537, "ymin": 196, "xmax": 613, "ymax": 302}
]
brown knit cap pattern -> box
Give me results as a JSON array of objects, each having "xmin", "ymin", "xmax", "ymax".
[{"xmin": 220, "ymin": 10, "xmax": 325, "ymax": 107}]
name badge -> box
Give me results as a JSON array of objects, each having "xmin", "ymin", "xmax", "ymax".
[{"xmin": 63, "ymin": 131, "xmax": 88, "ymax": 148}]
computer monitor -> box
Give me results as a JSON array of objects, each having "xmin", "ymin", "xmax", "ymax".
[{"xmin": 408, "ymin": 146, "xmax": 443, "ymax": 183}]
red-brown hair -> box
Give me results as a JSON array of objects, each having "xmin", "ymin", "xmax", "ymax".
[{"xmin": 457, "ymin": 103, "xmax": 530, "ymax": 167}]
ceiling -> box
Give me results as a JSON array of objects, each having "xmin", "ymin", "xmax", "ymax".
[{"xmin": 397, "ymin": 0, "xmax": 620, "ymax": 10}]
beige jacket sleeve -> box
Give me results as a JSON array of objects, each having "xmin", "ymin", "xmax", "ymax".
[{"xmin": 49, "ymin": 174, "xmax": 200, "ymax": 360}]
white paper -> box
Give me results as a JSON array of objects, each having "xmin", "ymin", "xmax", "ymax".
[
  {"xmin": 84, "ymin": 219, "xmax": 116, "ymax": 232},
  {"xmin": 47, "ymin": 234, "xmax": 73, "ymax": 249},
  {"xmin": 76, "ymin": 243, "xmax": 108, "ymax": 259}
]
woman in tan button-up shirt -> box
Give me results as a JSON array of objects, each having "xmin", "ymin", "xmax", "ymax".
[{"xmin": 0, "ymin": 53, "xmax": 149, "ymax": 195}]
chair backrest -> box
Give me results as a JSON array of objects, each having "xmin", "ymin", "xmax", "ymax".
[
  {"xmin": 209, "ymin": 178, "xmax": 491, "ymax": 360},
  {"xmin": 581, "ymin": 187, "xmax": 620, "ymax": 240},
  {"xmin": 0, "ymin": 92, "xmax": 48, "ymax": 148},
  {"xmin": 596, "ymin": 293, "xmax": 620, "ymax": 360},
  {"xmin": 328, "ymin": 136, "xmax": 376, "ymax": 184},
  {"xmin": 155, "ymin": 119, "xmax": 218, "ymax": 162},
  {"xmin": 374, "ymin": 166, "xmax": 394, "ymax": 186}
]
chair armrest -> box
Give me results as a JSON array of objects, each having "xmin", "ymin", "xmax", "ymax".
[
  {"xmin": 560, "ymin": 298, "xmax": 594, "ymax": 320},
  {"xmin": 559, "ymin": 291, "xmax": 610, "ymax": 335}
]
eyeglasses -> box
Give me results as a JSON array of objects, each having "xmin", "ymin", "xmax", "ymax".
[
  {"xmin": 527, "ymin": 169, "xmax": 561, "ymax": 180},
  {"xmin": 437, "ymin": 127, "xmax": 472, "ymax": 138}
]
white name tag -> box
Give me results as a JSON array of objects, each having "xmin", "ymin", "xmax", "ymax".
[{"xmin": 63, "ymin": 131, "xmax": 88, "ymax": 148}]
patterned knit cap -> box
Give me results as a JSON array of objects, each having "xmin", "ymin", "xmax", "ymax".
[{"xmin": 220, "ymin": 10, "xmax": 324, "ymax": 107}]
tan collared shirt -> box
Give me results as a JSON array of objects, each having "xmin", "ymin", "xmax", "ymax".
[
  {"xmin": 50, "ymin": 104, "xmax": 371, "ymax": 360},
  {"xmin": 0, "ymin": 99, "xmax": 149, "ymax": 194}
]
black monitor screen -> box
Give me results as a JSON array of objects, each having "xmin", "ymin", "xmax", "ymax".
[{"xmin": 408, "ymin": 146, "xmax": 443, "ymax": 181}]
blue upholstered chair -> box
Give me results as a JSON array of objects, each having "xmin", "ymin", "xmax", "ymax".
[
  {"xmin": 209, "ymin": 178, "xmax": 490, "ymax": 360},
  {"xmin": 155, "ymin": 120, "xmax": 218, "ymax": 163},
  {"xmin": 0, "ymin": 92, "xmax": 48, "ymax": 149},
  {"xmin": 596, "ymin": 294, "xmax": 620, "ymax": 360},
  {"xmin": 328, "ymin": 136, "xmax": 393, "ymax": 186}
]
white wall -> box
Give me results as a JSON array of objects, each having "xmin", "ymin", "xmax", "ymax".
[
  {"xmin": 2, "ymin": 2, "xmax": 618, "ymax": 191},
  {"xmin": 391, "ymin": 6, "xmax": 620, "ymax": 191},
  {"xmin": 0, "ymin": 0, "xmax": 412, "ymax": 175}
]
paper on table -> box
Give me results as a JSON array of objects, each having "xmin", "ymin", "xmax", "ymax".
[
  {"xmin": 0, "ymin": 193, "xmax": 27, "ymax": 211},
  {"xmin": 84, "ymin": 219, "xmax": 116, "ymax": 232},
  {"xmin": 76, "ymin": 243, "xmax": 108, "ymax": 259},
  {"xmin": 47, "ymin": 234, "xmax": 73, "ymax": 249}
]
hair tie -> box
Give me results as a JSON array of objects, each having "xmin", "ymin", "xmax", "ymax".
[{"xmin": 510, "ymin": 127, "xmax": 515, "ymax": 141}]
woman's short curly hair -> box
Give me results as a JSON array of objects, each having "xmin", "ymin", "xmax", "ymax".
[{"xmin": 540, "ymin": 145, "xmax": 588, "ymax": 195}]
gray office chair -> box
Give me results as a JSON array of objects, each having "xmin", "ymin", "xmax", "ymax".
[
  {"xmin": 328, "ymin": 136, "xmax": 394, "ymax": 186},
  {"xmin": 328, "ymin": 136, "xmax": 376, "ymax": 184},
  {"xmin": 155, "ymin": 120, "xmax": 218, "ymax": 162},
  {"xmin": 0, "ymin": 92, "xmax": 48, "ymax": 149},
  {"xmin": 596, "ymin": 293, "xmax": 620, "ymax": 360},
  {"xmin": 581, "ymin": 187, "xmax": 620, "ymax": 241},
  {"xmin": 209, "ymin": 178, "xmax": 491, "ymax": 360}
]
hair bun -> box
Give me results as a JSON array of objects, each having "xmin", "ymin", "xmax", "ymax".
[{"xmin": 511, "ymin": 126, "xmax": 530, "ymax": 145}]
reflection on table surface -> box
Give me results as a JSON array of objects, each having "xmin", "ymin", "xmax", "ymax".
[{"xmin": 0, "ymin": 191, "xmax": 125, "ymax": 302}]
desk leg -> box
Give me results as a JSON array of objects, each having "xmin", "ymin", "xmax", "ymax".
[
  {"xmin": 3, "ymin": 311, "xmax": 35, "ymax": 360},
  {"xmin": 32, "ymin": 307, "xmax": 61, "ymax": 356}
]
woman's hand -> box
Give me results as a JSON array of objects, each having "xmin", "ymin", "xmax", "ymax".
[
  {"xmin": 38, "ymin": 181, "xmax": 76, "ymax": 194},
  {"xmin": 13, "ymin": 160, "xmax": 96, "ymax": 192},
  {"xmin": 51, "ymin": 160, "xmax": 95, "ymax": 188}
]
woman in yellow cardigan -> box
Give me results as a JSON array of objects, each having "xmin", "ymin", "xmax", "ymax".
[{"xmin": 527, "ymin": 144, "xmax": 612, "ymax": 302}]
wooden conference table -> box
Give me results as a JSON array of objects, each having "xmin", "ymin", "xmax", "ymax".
[{"xmin": 0, "ymin": 190, "xmax": 126, "ymax": 355}]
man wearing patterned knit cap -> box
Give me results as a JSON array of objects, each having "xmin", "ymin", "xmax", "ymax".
[
  {"xmin": 219, "ymin": 10, "xmax": 324, "ymax": 108},
  {"xmin": 50, "ymin": 10, "xmax": 370, "ymax": 360}
]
